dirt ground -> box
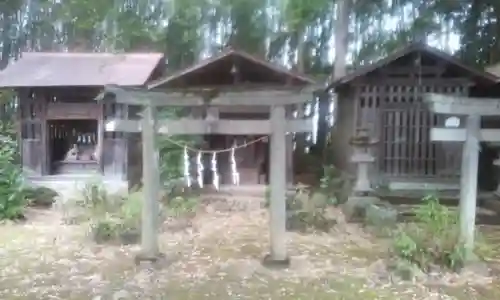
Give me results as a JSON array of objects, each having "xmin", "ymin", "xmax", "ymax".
[{"xmin": 0, "ymin": 205, "xmax": 499, "ymax": 300}]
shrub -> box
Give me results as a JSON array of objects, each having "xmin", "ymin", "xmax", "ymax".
[
  {"xmin": 287, "ymin": 191, "xmax": 337, "ymax": 232},
  {"xmin": 364, "ymin": 202, "xmax": 398, "ymax": 235},
  {"xmin": 263, "ymin": 184, "xmax": 309, "ymax": 210},
  {"xmin": 162, "ymin": 178, "xmax": 200, "ymax": 206},
  {"xmin": 165, "ymin": 195, "xmax": 199, "ymax": 218},
  {"xmin": 25, "ymin": 186, "xmax": 58, "ymax": 207},
  {"xmin": 0, "ymin": 134, "xmax": 27, "ymax": 220},
  {"xmin": 264, "ymin": 185, "xmax": 336, "ymax": 232},
  {"xmin": 342, "ymin": 196, "xmax": 379, "ymax": 222},
  {"xmin": 91, "ymin": 215, "xmax": 116, "ymax": 243},
  {"xmin": 88, "ymin": 190, "xmax": 143, "ymax": 244},
  {"xmin": 66, "ymin": 183, "xmax": 143, "ymax": 244},
  {"xmin": 392, "ymin": 194, "xmax": 468, "ymax": 272},
  {"xmin": 78, "ymin": 181, "xmax": 120, "ymax": 214},
  {"xmin": 60, "ymin": 182, "xmax": 116, "ymax": 224},
  {"xmin": 319, "ymin": 165, "xmax": 350, "ymax": 204}
]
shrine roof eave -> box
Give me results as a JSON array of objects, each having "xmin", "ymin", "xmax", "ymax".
[
  {"xmin": 0, "ymin": 52, "xmax": 164, "ymax": 88},
  {"xmin": 326, "ymin": 42, "xmax": 499, "ymax": 91},
  {"xmin": 147, "ymin": 48, "xmax": 316, "ymax": 90}
]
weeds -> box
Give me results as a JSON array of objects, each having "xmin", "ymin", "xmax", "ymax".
[
  {"xmin": 319, "ymin": 165, "xmax": 350, "ymax": 204},
  {"xmin": 264, "ymin": 184, "xmax": 336, "ymax": 232},
  {"xmin": 165, "ymin": 195, "xmax": 199, "ymax": 218},
  {"xmin": 392, "ymin": 194, "xmax": 477, "ymax": 272},
  {"xmin": 24, "ymin": 186, "xmax": 58, "ymax": 207},
  {"xmin": 66, "ymin": 181, "xmax": 200, "ymax": 243}
]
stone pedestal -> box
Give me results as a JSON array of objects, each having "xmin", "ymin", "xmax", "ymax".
[
  {"xmin": 261, "ymin": 254, "xmax": 291, "ymax": 269},
  {"xmin": 349, "ymin": 128, "xmax": 378, "ymax": 196},
  {"xmin": 351, "ymin": 151, "xmax": 375, "ymax": 194}
]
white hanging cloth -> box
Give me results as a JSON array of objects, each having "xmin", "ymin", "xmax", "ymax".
[
  {"xmin": 196, "ymin": 152, "xmax": 204, "ymax": 188},
  {"xmin": 211, "ymin": 152, "xmax": 219, "ymax": 190}
]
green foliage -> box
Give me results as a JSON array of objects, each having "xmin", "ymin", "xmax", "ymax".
[
  {"xmin": 24, "ymin": 186, "xmax": 58, "ymax": 207},
  {"xmin": 156, "ymin": 108, "xmax": 199, "ymax": 188},
  {"xmin": 283, "ymin": 0, "xmax": 330, "ymax": 28},
  {"xmin": 364, "ymin": 202, "xmax": 398, "ymax": 236},
  {"xmin": 265, "ymin": 184, "xmax": 336, "ymax": 232},
  {"xmin": 119, "ymin": 190, "xmax": 143, "ymax": 228},
  {"xmin": 392, "ymin": 194, "xmax": 473, "ymax": 272},
  {"xmin": 76, "ymin": 181, "xmax": 119, "ymax": 217},
  {"xmin": 263, "ymin": 184, "xmax": 308, "ymax": 210},
  {"xmin": 91, "ymin": 216, "xmax": 116, "ymax": 243},
  {"xmin": 68, "ymin": 183, "xmax": 143, "ymax": 244},
  {"xmin": 0, "ymin": 131, "xmax": 26, "ymax": 220},
  {"xmin": 287, "ymin": 191, "xmax": 337, "ymax": 232},
  {"xmin": 342, "ymin": 196, "xmax": 379, "ymax": 222},
  {"xmin": 75, "ymin": 181, "xmax": 198, "ymax": 244},
  {"xmin": 319, "ymin": 165, "xmax": 350, "ymax": 204},
  {"xmin": 165, "ymin": 195, "xmax": 199, "ymax": 218}
]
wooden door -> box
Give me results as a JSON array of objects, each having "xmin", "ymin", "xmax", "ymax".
[
  {"xmin": 379, "ymin": 102, "xmax": 434, "ymax": 178},
  {"xmin": 378, "ymin": 102, "xmax": 462, "ymax": 180}
]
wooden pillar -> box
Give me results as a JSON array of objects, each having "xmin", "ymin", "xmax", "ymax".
[
  {"xmin": 264, "ymin": 104, "xmax": 289, "ymax": 266},
  {"xmin": 294, "ymin": 103, "xmax": 305, "ymax": 154},
  {"xmin": 206, "ymin": 106, "xmax": 219, "ymax": 184},
  {"xmin": 39, "ymin": 93, "xmax": 48, "ymax": 175},
  {"xmin": 286, "ymin": 106, "xmax": 294, "ymax": 185},
  {"xmin": 137, "ymin": 103, "xmax": 161, "ymax": 261},
  {"xmin": 97, "ymin": 102, "xmax": 105, "ymax": 173},
  {"xmin": 460, "ymin": 114, "xmax": 480, "ymax": 258}
]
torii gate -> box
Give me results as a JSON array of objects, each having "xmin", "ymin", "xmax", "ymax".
[
  {"xmin": 99, "ymin": 85, "xmax": 315, "ymax": 266},
  {"xmin": 425, "ymin": 93, "xmax": 500, "ymax": 258}
]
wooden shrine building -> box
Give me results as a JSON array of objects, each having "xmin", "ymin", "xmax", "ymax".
[
  {"xmin": 146, "ymin": 48, "xmax": 316, "ymax": 185},
  {"xmin": 0, "ymin": 49, "xmax": 315, "ymax": 195},
  {"xmin": 327, "ymin": 42, "xmax": 500, "ymax": 190},
  {"xmin": 0, "ymin": 52, "xmax": 165, "ymax": 193}
]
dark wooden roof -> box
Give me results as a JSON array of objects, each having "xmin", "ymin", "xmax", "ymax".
[
  {"xmin": 0, "ymin": 52, "xmax": 164, "ymax": 87},
  {"xmin": 148, "ymin": 48, "xmax": 316, "ymax": 89},
  {"xmin": 485, "ymin": 62, "xmax": 500, "ymax": 77},
  {"xmin": 327, "ymin": 42, "xmax": 499, "ymax": 90}
]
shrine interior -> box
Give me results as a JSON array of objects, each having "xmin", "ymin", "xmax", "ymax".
[{"xmin": 48, "ymin": 119, "xmax": 99, "ymax": 175}]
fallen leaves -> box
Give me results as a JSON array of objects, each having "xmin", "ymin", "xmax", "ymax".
[{"xmin": 0, "ymin": 202, "xmax": 498, "ymax": 299}]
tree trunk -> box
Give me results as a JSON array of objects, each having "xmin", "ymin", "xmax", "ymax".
[
  {"xmin": 0, "ymin": 15, "xmax": 12, "ymax": 70},
  {"xmin": 319, "ymin": 0, "xmax": 350, "ymax": 162},
  {"xmin": 333, "ymin": 0, "xmax": 350, "ymax": 80},
  {"xmin": 294, "ymin": 27, "xmax": 306, "ymax": 156}
]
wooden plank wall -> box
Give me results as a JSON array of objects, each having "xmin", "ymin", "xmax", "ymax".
[
  {"xmin": 103, "ymin": 102, "xmax": 128, "ymax": 179},
  {"xmin": 19, "ymin": 91, "xmax": 44, "ymax": 175},
  {"xmin": 354, "ymin": 83, "xmax": 467, "ymax": 180}
]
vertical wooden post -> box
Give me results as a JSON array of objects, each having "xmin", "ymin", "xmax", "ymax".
[
  {"xmin": 137, "ymin": 103, "xmax": 161, "ymax": 261},
  {"xmin": 40, "ymin": 95, "xmax": 48, "ymax": 175},
  {"xmin": 460, "ymin": 114, "xmax": 480, "ymax": 258},
  {"xmin": 97, "ymin": 103, "xmax": 104, "ymax": 173},
  {"xmin": 263, "ymin": 104, "xmax": 289, "ymax": 267},
  {"xmin": 285, "ymin": 106, "xmax": 294, "ymax": 185}
]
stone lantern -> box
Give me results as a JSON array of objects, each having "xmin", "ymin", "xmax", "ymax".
[{"xmin": 349, "ymin": 128, "xmax": 379, "ymax": 196}]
